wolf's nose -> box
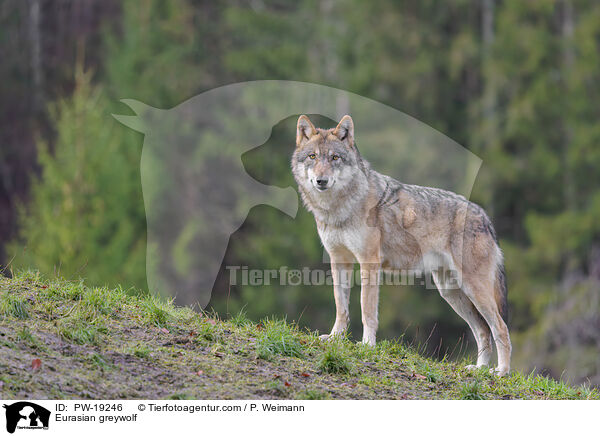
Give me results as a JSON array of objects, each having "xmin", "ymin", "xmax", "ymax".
[{"xmin": 316, "ymin": 178, "xmax": 328, "ymax": 187}]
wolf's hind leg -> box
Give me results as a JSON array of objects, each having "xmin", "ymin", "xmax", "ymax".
[
  {"xmin": 432, "ymin": 271, "xmax": 493, "ymax": 368},
  {"xmin": 462, "ymin": 277, "xmax": 511, "ymax": 376}
]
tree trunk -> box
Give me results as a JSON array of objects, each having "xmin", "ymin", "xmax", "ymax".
[{"xmin": 28, "ymin": 0, "xmax": 43, "ymax": 113}]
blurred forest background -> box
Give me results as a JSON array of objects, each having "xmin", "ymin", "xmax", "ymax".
[{"xmin": 1, "ymin": 0, "xmax": 599, "ymax": 386}]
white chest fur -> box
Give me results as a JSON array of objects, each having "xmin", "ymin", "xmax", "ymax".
[{"xmin": 317, "ymin": 219, "xmax": 371, "ymax": 258}]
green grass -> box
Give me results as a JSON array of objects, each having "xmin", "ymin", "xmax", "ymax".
[
  {"xmin": 0, "ymin": 270, "xmax": 598, "ymax": 400},
  {"xmin": 229, "ymin": 309, "xmax": 251, "ymax": 327},
  {"xmin": 16, "ymin": 326, "xmax": 46, "ymax": 351},
  {"xmin": 129, "ymin": 344, "xmax": 152, "ymax": 359},
  {"xmin": 167, "ymin": 393, "xmax": 197, "ymax": 400},
  {"xmin": 57, "ymin": 317, "xmax": 104, "ymax": 345},
  {"xmin": 141, "ymin": 295, "xmax": 177, "ymax": 328},
  {"xmin": 461, "ymin": 380, "xmax": 484, "ymax": 400},
  {"xmin": 88, "ymin": 353, "xmax": 113, "ymax": 370},
  {"xmin": 194, "ymin": 319, "xmax": 224, "ymax": 344},
  {"xmin": 255, "ymin": 318, "xmax": 304, "ymax": 359},
  {"xmin": 295, "ymin": 389, "xmax": 331, "ymax": 400},
  {"xmin": 318, "ymin": 341, "xmax": 353, "ymax": 374},
  {"xmin": 0, "ymin": 293, "xmax": 29, "ymax": 319}
]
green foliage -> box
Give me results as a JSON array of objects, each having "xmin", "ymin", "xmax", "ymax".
[
  {"xmin": 419, "ymin": 362, "xmax": 441, "ymax": 384},
  {"xmin": 141, "ymin": 296, "xmax": 181, "ymax": 328},
  {"xmin": 7, "ymin": 70, "xmax": 146, "ymax": 292},
  {"xmin": 461, "ymin": 381, "xmax": 484, "ymax": 400},
  {"xmin": 57, "ymin": 317, "xmax": 103, "ymax": 345},
  {"xmin": 229, "ymin": 309, "xmax": 252, "ymax": 327},
  {"xmin": 0, "ymin": 293, "xmax": 29, "ymax": 320},
  {"xmin": 295, "ymin": 389, "xmax": 331, "ymax": 400},
  {"xmin": 16, "ymin": 326, "xmax": 35, "ymax": 343},
  {"xmin": 167, "ymin": 393, "xmax": 196, "ymax": 400},
  {"xmin": 15, "ymin": 326, "xmax": 45, "ymax": 351},
  {"xmin": 256, "ymin": 318, "xmax": 304, "ymax": 359},
  {"xmin": 318, "ymin": 341, "xmax": 353, "ymax": 374},
  {"xmin": 88, "ymin": 353, "xmax": 113, "ymax": 371},
  {"xmin": 195, "ymin": 319, "xmax": 224, "ymax": 344},
  {"xmin": 130, "ymin": 344, "xmax": 152, "ymax": 359}
]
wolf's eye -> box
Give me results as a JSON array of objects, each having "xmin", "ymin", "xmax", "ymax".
[
  {"xmin": 332, "ymin": 155, "xmax": 340, "ymax": 161},
  {"xmin": 309, "ymin": 153, "xmax": 316, "ymax": 159}
]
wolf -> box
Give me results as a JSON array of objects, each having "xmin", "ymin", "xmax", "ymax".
[{"xmin": 291, "ymin": 115, "xmax": 511, "ymax": 375}]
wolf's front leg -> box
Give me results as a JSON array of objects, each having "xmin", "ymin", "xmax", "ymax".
[
  {"xmin": 359, "ymin": 262, "xmax": 380, "ymax": 346},
  {"xmin": 320, "ymin": 261, "xmax": 354, "ymax": 340},
  {"xmin": 320, "ymin": 253, "xmax": 354, "ymax": 341}
]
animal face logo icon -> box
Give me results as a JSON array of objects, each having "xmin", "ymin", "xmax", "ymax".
[{"xmin": 3, "ymin": 402, "xmax": 50, "ymax": 433}]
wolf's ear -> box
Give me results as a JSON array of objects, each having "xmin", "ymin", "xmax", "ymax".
[
  {"xmin": 333, "ymin": 115, "xmax": 354, "ymax": 146},
  {"xmin": 296, "ymin": 115, "xmax": 316, "ymax": 146}
]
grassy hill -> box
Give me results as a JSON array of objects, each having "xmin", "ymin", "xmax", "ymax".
[{"xmin": 0, "ymin": 271, "xmax": 597, "ymax": 400}]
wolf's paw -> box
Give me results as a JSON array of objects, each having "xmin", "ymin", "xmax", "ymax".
[
  {"xmin": 320, "ymin": 330, "xmax": 347, "ymax": 342},
  {"xmin": 490, "ymin": 366, "xmax": 510, "ymax": 377},
  {"xmin": 465, "ymin": 364, "xmax": 490, "ymax": 372},
  {"xmin": 361, "ymin": 337, "xmax": 376, "ymax": 347},
  {"xmin": 319, "ymin": 333, "xmax": 343, "ymax": 342}
]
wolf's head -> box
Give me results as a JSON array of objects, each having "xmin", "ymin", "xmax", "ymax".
[{"xmin": 292, "ymin": 115, "xmax": 363, "ymax": 196}]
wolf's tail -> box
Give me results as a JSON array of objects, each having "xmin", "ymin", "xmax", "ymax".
[{"xmin": 494, "ymin": 261, "xmax": 509, "ymax": 325}]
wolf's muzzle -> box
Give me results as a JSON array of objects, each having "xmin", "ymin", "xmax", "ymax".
[{"xmin": 316, "ymin": 178, "xmax": 329, "ymax": 190}]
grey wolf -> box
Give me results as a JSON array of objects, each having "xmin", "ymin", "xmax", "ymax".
[{"xmin": 291, "ymin": 115, "xmax": 511, "ymax": 375}]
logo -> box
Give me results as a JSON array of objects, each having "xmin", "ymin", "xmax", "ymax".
[{"xmin": 3, "ymin": 402, "xmax": 50, "ymax": 434}]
